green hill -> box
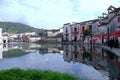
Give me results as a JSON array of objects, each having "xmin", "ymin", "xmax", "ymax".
[{"xmin": 0, "ymin": 22, "xmax": 39, "ymax": 34}]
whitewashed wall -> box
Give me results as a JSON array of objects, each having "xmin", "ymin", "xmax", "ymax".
[
  {"xmin": 92, "ymin": 21, "xmax": 99, "ymax": 35},
  {"xmin": 0, "ymin": 28, "xmax": 3, "ymax": 44},
  {"xmin": 63, "ymin": 23, "xmax": 71, "ymax": 41}
]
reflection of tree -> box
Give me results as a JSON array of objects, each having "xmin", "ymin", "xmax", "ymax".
[
  {"xmin": 83, "ymin": 51, "xmax": 92, "ymax": 62},
  {"xmin": 39, "ymin": 48, "xmax": 48, "ymax": 55},
  {"xmin": 106, "ymin": 51, "xmax": 117, "ymax": 60},
  {"xmin": 21, "ymin": 43, "xmax": 30, "ymax": 50},
  {"xmin": 39, "ymin": 47, "xmax": 62, "ymax": 55},
  {"xmin": 3, "ymin": 49, "xmax": 28, "ymax": 58},
  {"xmin": 74, "ymin": 45, "xmax": 77, "ymax": 51}
]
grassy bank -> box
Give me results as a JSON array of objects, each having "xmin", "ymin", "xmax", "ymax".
[{"xmin": 0, "ymin": 68, "xmax": 78, "ymax": 80}]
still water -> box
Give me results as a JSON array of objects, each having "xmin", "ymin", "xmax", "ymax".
[{"xmin": 0, "ymin": 42, "xmax": 120, "ymax": 80}]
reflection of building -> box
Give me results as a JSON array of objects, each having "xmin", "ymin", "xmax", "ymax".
[
  {"xmin": 63, "ymin": 44, "xmax": 92, "ymax": 63},
  {"xmin": 0, "ymin": 43, "xmax": 41, "ymax": 59},
  {"xmin": 92, "ymin": 47, "xmax": 120, "ymax": 80},
  {"xmin": 71, "ymin": 45, "xmax": 83, "ymax": 62},
  {"xmin": 0, "ymin": 45, "xmax": 3, "ymax": 60},
  {"xmin": 39, "ymin": 47, "xmax": 61, "ymax": 54},
  {"xmin": 63, "ymin": 44, "xmax": 72, "ymax": 62},
  {"xmin": 39, "ymin": 43, "xmax": 62, "ymax": 54},
  {"xmin": 0, "ymin": 51, "xmax": 2, "ymax": 60},
  {"xmin": 48, "ymin": 48, "xmax": 60, "ymax": 53},
  {"xmin": 63, "ymin": 44, "xmax": 120, "ymax": 80},
  {"xmin": 0, "ymin": 42, "xmax": 63, "ymax": 59},
  {"xmin": 1, "ymin": 43, "xmax": 41, "ymax": 54}
]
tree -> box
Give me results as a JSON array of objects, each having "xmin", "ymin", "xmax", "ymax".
[{"xmin": 83, "ymin": 29, "xmax": 91, "ymax": 37}]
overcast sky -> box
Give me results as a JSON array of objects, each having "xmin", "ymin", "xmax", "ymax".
[{"xmin": 0, "ymin": 0, "xmax": 120, "ymax": 29}]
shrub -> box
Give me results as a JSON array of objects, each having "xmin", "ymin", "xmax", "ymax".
[{"xmin": 0, "ymin": 68, "xmax": 78, "ymax": 80}]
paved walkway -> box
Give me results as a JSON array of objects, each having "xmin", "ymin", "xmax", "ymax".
[{"xmin": 94, "ymin": 45, "xmax": 120, "ymax": 56}]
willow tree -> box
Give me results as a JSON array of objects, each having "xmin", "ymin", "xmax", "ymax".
[{"xmin": 83, "ymin": 29, "xmax": 91, "ymax": 37}]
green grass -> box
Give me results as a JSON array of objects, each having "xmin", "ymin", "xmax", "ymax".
[{"xmin": 0, "ymin": 68, "xmax": 78, "ymax": 80}]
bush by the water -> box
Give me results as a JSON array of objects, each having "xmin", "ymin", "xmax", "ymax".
[{"xmin": 0, "ymin": 68, "xmax": 78, "ymax": 80}]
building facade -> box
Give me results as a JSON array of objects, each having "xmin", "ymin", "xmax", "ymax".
[
  {"xmin": 95, "ymin": 6, "xmax": 120, "ymax": 45},
  {"xmin": 0, "ymin": 28, "xmax": 2, "ymax": 44},
  {"xmin": 63, "ymin": 23, "xmax": 71, "ymax": 42},
  {"xmin": 62, "ymin": 6, "xmax": 120, "ymax": 46}
]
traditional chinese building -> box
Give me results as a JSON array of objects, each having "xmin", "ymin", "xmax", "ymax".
[
  {"xmin": 63, "ymin": 23, "xmax": 71, "ymax": 42},
  {"xmin": 95, "ymin": 6, "xmax": 120, "ymax": 45},
  {"xmin": 62, "ymin": 5, "xmax": 120, "ymax": 46}
]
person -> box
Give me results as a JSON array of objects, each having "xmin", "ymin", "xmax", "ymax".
[
  {"xmin": 103, "ymin": 38, "xmax": 106, "ymax": 45},
  {"xmin": 109, "ymin": 38, "xmax": 114, "ymax": 49},
  {"xmin": 114, "ymin": 38, "xmax": 119, "ymax": 48},
  {"xmin": 90, "ymin": 39, "xmax": 92, "ymax": 45}
]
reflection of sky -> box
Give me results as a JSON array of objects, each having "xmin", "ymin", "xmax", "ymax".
[{"xmin": 0, "ymin": 51, "xmax": 108, "ymax": 80}]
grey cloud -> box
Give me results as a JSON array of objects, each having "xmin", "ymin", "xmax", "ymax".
[{"xmin": 0, "ymin": 0, "xmax": 119, "ymax": 29}]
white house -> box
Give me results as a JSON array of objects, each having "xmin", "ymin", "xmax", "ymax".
[
  {"xmin": 29, "ymin": 35, "xmax": 41, "ymax": 42},
  {"xmin": 71, "ymin": 23, "xmax": 80, "ymax": 42},
  {"xmin": 0, "ymin": 28, "xmax": 3, "ymax": 44},
  {"xmin": 63, "ymin": 23, "xmax": 72, "ymax": 42},
  {"xmin": 47, "ymin": 29, "xmax": 61, "ymax": 37}
]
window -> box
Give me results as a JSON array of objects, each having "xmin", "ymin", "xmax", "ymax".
[
  {"xmin": 117, "ymin": 26, "xmax": 120, "ymax": 31},
  {"xmin": 74, "ymin": 27, "xmax": 77, "ymax": 32},
  {"xmin": 82, "ymin": 26, "xmax": 85, "ymax": 31},
  {"xmin": 89, "ymin": 25, "xmax": 92, "ymax": 30},
  {"xmin": 118, "ymin": 17, "xmax": 120, "ymax": 22},
  {"xmin": 75, "ymin": 54, "xmax": 77, "ymax": 58},
  {"xmin": 66, "ymin": 30, "xmax": 68, "ymax": 33},
  {"xmin": 66, "ymin": 28, "xmax": 68, "ymax": 33}
]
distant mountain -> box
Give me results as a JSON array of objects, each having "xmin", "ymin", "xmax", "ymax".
[{"xmin": 0, "ymin": 22, "xmax": 39, "ymax": 34}]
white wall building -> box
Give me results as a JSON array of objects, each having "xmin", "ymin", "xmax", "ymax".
[
  {"xmin": 0, "ymin": 28, "xmax": 3, "ymax": 44},
  {"xmin": 71, "ymin": 23, "xmax": 80, "ymax": 41},
  {"xmin": 63, "ymin": 23, "xmax": 72, "ymax": 42},
  {"xmin": 47, "ymin": 29, "xmax": 61, "ymax": 37}
]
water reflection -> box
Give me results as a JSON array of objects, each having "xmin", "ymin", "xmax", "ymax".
[
  {"xmin": 0, "ymin": 43, "xmax": 120, "ymax": 80},
  {"xmin": 38, "ymin": 43, "xmax": 62, "ymax": 54},
  {"xmin": 62, "ymin": 44, "xmax": 120, "ymax": 80},
  {"xmin": 0, "ymin": 43, "xmax": 62, "ymax": 59},
  {"xmin": 63, "ymin": 44, "xmax": 93, "ymax": 64},
  {"xmin": 0, "ymin": 43, "xmax": 40, "ymax": 59}
]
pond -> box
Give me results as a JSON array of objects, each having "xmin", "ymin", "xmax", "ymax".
[{"xmin": 0, "ymin": 42, "xmax": 120, "ymax": 80}]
